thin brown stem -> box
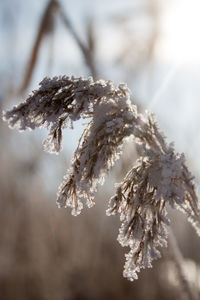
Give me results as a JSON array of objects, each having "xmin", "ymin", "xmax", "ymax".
[
  {"xmin": 20, "ymin": 0, "xmax": 58, "ymax": 94},
  {"xmin": 168, "ymin": 228, "xmax": 197, "ymax": 300},
  {"xmin": 57, "ymin": 4, "xmax": 97, "ymax": 79}
]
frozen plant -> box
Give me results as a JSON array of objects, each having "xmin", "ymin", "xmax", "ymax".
[{"xmin": 3, "ymin": 75, "xmax": 200, "ymax": 281}]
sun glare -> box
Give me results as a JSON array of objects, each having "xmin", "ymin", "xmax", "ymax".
[{"xmin": 158, "ymin": 0, "xmax": 200, "ymax": 64}]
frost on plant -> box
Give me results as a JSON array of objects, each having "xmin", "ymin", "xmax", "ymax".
[{"xmin": 3, "ymin": 75, "xmax": 200, "ymax": 281}]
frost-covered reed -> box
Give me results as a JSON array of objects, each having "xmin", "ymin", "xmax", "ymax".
[{"xmin": 3, "ymin": 75, "xmax": 200, "ymax": 282}]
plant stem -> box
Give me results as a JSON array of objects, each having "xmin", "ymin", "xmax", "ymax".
[{"xmin": 168, "ymin": 228, "xmax": 197, "ymax": 300}]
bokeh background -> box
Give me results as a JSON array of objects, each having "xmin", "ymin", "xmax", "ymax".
[{"xmin": 1, "ymin": 0, "xmax": 200, "ymax": 299}]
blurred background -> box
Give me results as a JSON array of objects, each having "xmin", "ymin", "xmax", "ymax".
[{"xmin": 1, "ymin": 0, "xmax": 200, "ymax": 299}]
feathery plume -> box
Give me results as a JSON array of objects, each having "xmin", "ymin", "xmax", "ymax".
[{"xmin": 3, "ymin": 75, "xmax": 200, "ymax": 281}]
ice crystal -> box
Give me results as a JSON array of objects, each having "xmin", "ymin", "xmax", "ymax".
[
  {"xmin": 107, "ymin": 144, "xmax": 199, "ymax": 280},
  {"xmin": 3, "ymin": 75, "xmax": 200, "ymax": 281}
]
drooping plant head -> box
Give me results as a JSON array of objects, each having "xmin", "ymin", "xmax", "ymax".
[{"xmin": 3, "ymin": 75, "xmax": 200, "ymax": 281}]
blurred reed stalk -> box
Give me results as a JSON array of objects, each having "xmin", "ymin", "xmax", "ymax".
[
  {"xmin": 20, "ymin": 0, "xmax": 59, "ymax": 94},
  {"xmin": 20, "ymin": 0, "xmax": 97, "ymax": 95},
  {"xmin": 168, "ymin": 229, "xmax": 198, "ymax": 300},
  {"xmin": 57, "ymin": 5, "xmax": 97, "ymax": 79}
]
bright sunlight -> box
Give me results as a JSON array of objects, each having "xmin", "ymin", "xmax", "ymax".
[{"xmin": 159, "ymin": 0, "xmax": 200, "ymax": 64}]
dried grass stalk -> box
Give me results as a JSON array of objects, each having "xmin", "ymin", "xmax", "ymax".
[{"xmin": 3, "ymin": 75, "xmax": 200, "ymax": 282}]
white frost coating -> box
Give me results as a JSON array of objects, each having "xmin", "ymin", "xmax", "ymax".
[
  {"xmin": 3, "ymin": 75, "xmax": 200, "ymax": 282},
  {"xmin": 57, "ymin": 90, "xmax": 135, "ymax": 214},
  {"xmin": 107, "ymin": 142, "xmax": 199, "ymax": 280}
]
